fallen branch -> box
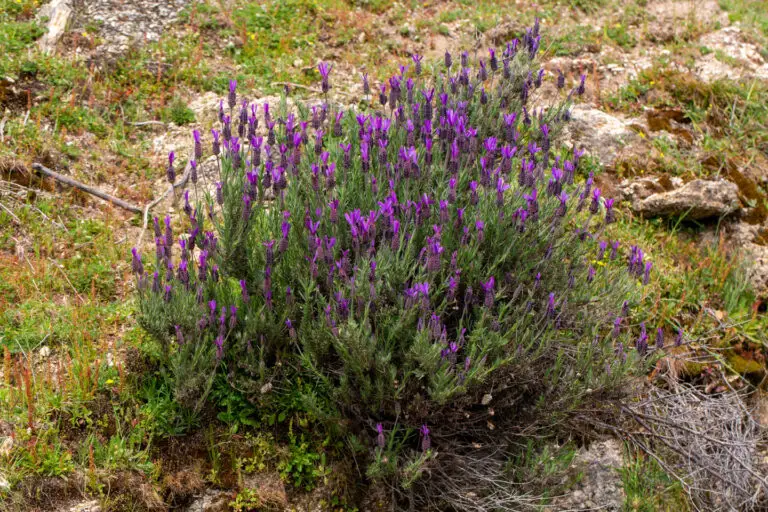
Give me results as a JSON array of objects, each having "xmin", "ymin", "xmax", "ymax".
[
  {"xmin": 0, "ymin": 201, "xmax": 21, "ymax": 225},
  {"xmin": 271, "ymin": 81, "xmax": 353, "ymax": 97},
  {"xmin": 127, "ymin": 121, "xmax": 167, "ymax": 127},
  {"xmin": 31, "ymin": 162, "xmax": 192, "ymax": 249},
  {"xmin": 135, "ymin": 162, "xmax": 192, "ymax": 248},
  {"xmin": 31, "ymin": 163, "xmax": 143, "ymax": 213}
]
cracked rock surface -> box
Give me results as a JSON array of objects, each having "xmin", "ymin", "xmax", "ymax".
[{"xmin": 74, "ymin": 0, "xmax": 190, "ymax": 59}]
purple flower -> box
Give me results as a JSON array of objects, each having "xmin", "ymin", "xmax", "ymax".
[
  {"xmin": 589, "ymin": 188, "xmax": 602, "ymax": 214},
  {"xmin": 131, "ymin": 247, "xmax": 143, "ymax": 275},
  {"xmin": 496, "ymin": 177, "xmax": 510, "ymax": 207},
  {"xmin": 481, "ymin": 276, "xmax": 495, "ymax": 308},
  {"xmin": 547, "ymin": 167, "xmax": 563, "ymax": 196},
  {"xmin": 598, "ymin": 240, "xmax": 608, "ymax": 260},
  {"xmin": 475, "ymin": 220, "xmax": 485, "ymax": 242},
  {"xmin": 412, "ymin": 53, "xmax": 423, "ymax": 75},
  {"xmin": 636, "ymin": 322, "xmax": 648, "ymax": 355},
  {"xmin": 643, "ymin": 261, "xmax": 652, "ymax": 285},
  {"xmin": 489, "ymin": 48, "xmax": 498, "ymax": 71},
  {"xmin": 615, "ymin": 342, "xmax": 626, "ymax": 363},
  {"xmin": 426, "ymin": 237, "xmax": 444, "ymax": 272},
  {"xmin": 193, "ymin": 129, "xmax": 202, "ymax": 160},
  {"xmin": 469, "ymin": 180, "xmax": 479, "ymax": 205},
  {"xmin": 175, "ymin": 325, "xmax": 184, "ymax": 346},
  {"xmin": 228, "ymin": 79, "xmax": 237, "ymax": 109},
  {"xmin": 555, "ymin": 191, "xmax": 569, "ymax": 217},
  {"xmin": 286, "ymin": 319, "xmax": 297, "ymax": 340},
  {"xmin": 576, "ymin": 74, "xmax": 586, "ymax": 95},
  {"xmin": 604, "ymin": 198, "xmax": 616, "ymax": 224},
  {"xmin": 215, "ymin": 182, "xmax": 223, "ymax": 205},
  {"xmin": 214, "ymin": 334, "xmax": 224, "ymax": 359},
  {"xmin": 240, "ymin": 279, "xmax": 249, "ymax": 303},
  {"xmin": 229, "ymin": 305, "xmax": 238, "ymax": 330},
  {"xmin": 655, "ymin": 328, "xmax": 664, "ymax": 350},
  {"xmin": 376, "ymin": 423, "xmax": 386, "ymax": 448},
  {"xmin": 361, "ymin": 72, "xmax": 370, "ymax": 95},
  {"xmin": 318, "ymin": 62, "xmax": 332, "ymax": 92},
  {"xmin": 546, "ymin": 292, "xmax": 556, "ymax": 319},
  {"xmin": 420, "ymin": 424, "xmax": 431, "ymax": 451},
  {"xmin": 242, "ymin": 194, "xmax": 252, "ymax": 220},
  {"xmin": 613, "ymin": 316, "xmax": 623, "ymax": 338},
  {"xmin": 177, "ymin": 260, "xmax": 189, "ymax": 286},
  {"xmin": 166, "ymin": 151, "xmax": 176, "ymax": 184}
]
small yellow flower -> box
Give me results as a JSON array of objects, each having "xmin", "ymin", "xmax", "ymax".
[{"xmin": 105, "ymin": 379, "xmax": 115, "ymax": 385}]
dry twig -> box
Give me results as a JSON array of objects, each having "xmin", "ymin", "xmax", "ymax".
[
  {"xmin": 620, "ymin": 378, "xmax": 767, "ymax": 511},
  {"xmin": 32, "ymin": 163, "xmax": 143, "ymax": 213}
]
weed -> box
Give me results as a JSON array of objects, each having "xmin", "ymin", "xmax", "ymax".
[{"xmin": 166, "ymin": 97, "xmax": 196, "ymax": 126}]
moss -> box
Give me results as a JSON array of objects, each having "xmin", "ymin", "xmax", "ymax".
[{"xmin": 726, "ymin": 353, "xmax": 765, "ymax": 376}]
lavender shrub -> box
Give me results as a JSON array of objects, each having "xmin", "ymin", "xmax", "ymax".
[{"xmin": 134, "ymin": 21, "xmax": 662, "ymax": 504}]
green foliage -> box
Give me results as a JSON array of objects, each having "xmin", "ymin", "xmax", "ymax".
[
  {"xmin": 212, "ymin": 379, "xmax": 261, "ymax": 430},
  {"xmin": 8, "ymin": 428, "xmax": 76, "ymax": 479},
  {"xmin": 349, "ymin": 0, "xmax": 395, "ymax": 13},
  {"xmin": 166, "ymin": 97, "xmax": 196, "ymax": 126},
  {"xmin": 229, "ymin": 488, "xmax": 264, "ymax": 511},
  {"xmin": 134, "ymin": 22, "xmax": 647, "ymax": 504},
  {"xmin": 718, "ymin": 0, "xmax": 768, "ymax": 37},
  {"xmin": 605, "ymin": 22, "xmax": 637, "ymax": 49},
  {"xmin": 278, "ymin": 431, "xmax": 326, "ymax": 490},
  {"xmin": 136, "ymin": 375, "xmax": 200, "ymax": 436},
  {"xmin": 0, "ymin": 0, "xmax": 45, "ymax": 75},
  {"xmin": 621, "ymin": 449, "xmax": 688, "ymax": 511}
]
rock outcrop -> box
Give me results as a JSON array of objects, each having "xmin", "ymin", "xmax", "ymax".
[{"xmin": 633, "ymin": 179, "xmax": 740, "ymax": 220}]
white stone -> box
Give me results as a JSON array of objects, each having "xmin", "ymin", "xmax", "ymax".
[
  {"xmin": 633, "ymin": 179, "xmax": 740, "ymax": 220},
  {"xmin": 69, "ymin": 500, "xmax": 101, "ymax": 512},
  {"xmin": 562, "ymin": 105, "xmax": 644, "ymax": 168},
  {"xmin": 0, "ymin": 437, "xmax": 12, "ymax": 457},
  {"xmin": 37, "ymin": 0, "xmax": 74, "ymax": 53}
]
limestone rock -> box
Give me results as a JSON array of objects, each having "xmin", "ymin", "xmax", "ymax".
[
  {"xmin": 562, "ymin": 105, "xmax": 644, "ymax": 169},
  {"xmin": 68, "ymin": 501, "xmax": 101, "ymax": 512},
  {"xmin": 619, "ymin": 175, "xmax": 682, "ymax": 204},
  {"xmin": 633, "ymin": 179, "xmax": 740, "ymax": 220},
  {"xmin": 695, "ymin": 27, "xmax": 768, "ymax": 82},
  {"xmin": 723, "ymin": 222, "xmax": 768, "ymax": 291},
  {"xmin": 184, "ymin": 490, "xmax": 231, "ymax": 512},
  {"xmin": 76, "ymin": 0, "xmax": 190, "ymax": 60},
  {"xmin": 37, "ymin": 0, "xmax": 74, "ymax": 53},
  {"xmin": 551, "ymin": 439, "xmax": 625, "ymax": 511}
]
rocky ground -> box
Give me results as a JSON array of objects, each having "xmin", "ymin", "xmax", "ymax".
[{"xmin": 2, "ymin": 0, "xmax": 768, "ymax": 510}]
